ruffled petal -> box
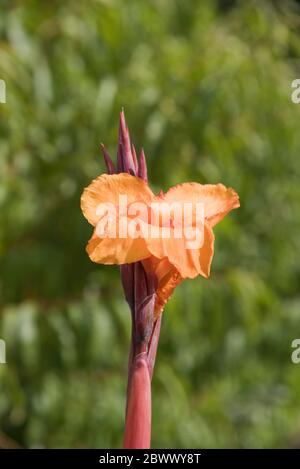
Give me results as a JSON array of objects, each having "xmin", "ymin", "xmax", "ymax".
[
  {"xmin": 164, "ymin": 182, "xmax": 240, "ymax": 227},
  {"xmin": 86, "ymin": 228, "xmax": 150, "ymax": 264},
  {"xmin": 81, "ymin": 173, "xmax": 154, "ymax": 226},
  {"xmin": 143, "ymin": 221, "xmax": 214, "ymax": 279},
  {"xmin": 81, "ymin": 173, "xmax": 155, "ymax": 264}
]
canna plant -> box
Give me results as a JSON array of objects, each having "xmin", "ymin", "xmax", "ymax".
[{"xmin": 81, "ymin": 111, "xmax": 239, "ymax": 448}]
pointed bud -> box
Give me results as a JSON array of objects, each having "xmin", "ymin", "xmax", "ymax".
[
  {"xmin": 131, "ymin": 143, "xmax": 138, "ymax": 174},
  {"xmin": 138, "ymin": 148, "xmax": 148, "ymax": 182},
  {"xmin": 119, "ymin": 110, "xmax": 136, "ymax": 174},
  {"xmin": 100, "ymin": 143, "xmax": 116, "ymax": 174},
  {"xmin": 117, "ymin": 142, "xmax": 125, "ymax": 173}
]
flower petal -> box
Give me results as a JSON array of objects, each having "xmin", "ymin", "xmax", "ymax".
[
  {"xmin": 86, "ymin": 228, "xmax": 150, "ymax": 264},
  {"xmin": 143, "ymin": 223, "xmax": 214, "ymax": 315},
  {"xmin": 164, "ymin": 182, "xmax": 240, "ymax": 227},
  {"xmin": 81, "ymin": 173, "xmax": 154, "ymax": 226},
  {"xmin": 142, "ymin": 221, "xmax": 214, "ymax": 279},
  {"xmin": 143, "ymin": 257, "xmax": 182, "ymax": 317}
]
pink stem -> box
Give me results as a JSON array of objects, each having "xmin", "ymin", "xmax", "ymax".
[{"xmin": 123, "ymin": 354, "xmax": 151, "ymax": 449}]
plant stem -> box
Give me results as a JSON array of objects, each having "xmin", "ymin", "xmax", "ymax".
[
  {"xmin": 123, "ymin": 354, "xmax": 151, "ymax": 449},
  {"xmin": 122, "ymin": 264, "xmax": 161, "ymax": 449}
]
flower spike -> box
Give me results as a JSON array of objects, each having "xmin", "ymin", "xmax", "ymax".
[{"xmin": 81, "ymin": 110, "xmax": 240, "ymax": 448}]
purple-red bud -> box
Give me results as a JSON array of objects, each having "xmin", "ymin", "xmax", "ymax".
[
  {"xmin": 100, "ymin": 143, "xmax": 116, "ymax": 175},
  {"xmin": 138, "ymin": 148, "xmax": 148, "ymax": 182}
]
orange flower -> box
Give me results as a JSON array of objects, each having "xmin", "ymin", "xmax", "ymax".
[
  {"xmin": 81, "ymin": 172, "xmax": 239, "ymax": 317},
  {"xmin": 81, "ymin": 111, "xmax": 240, "ymax": 449}
]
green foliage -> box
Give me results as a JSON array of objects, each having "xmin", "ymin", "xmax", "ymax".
[{"xmin": 1, "ymin": 0, "xmax": 300, "ymax": 448}]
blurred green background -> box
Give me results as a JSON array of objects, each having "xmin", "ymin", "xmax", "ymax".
[{"xmin": 1, "ymin": 0, "xmax": 300, "ymax": 448}]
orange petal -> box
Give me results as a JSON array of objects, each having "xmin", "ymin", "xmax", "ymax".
[
  {"xmin": 164, "ymin": 182, "xmax": 240, "ymax": 227},
  {"xmin": 199, "ymin": 223, "xmax": 215, "ymax": 277},
  {"xmin": 143, "ymin": 221, "xmax": 214, "ymax": 279},
  {"xmin": 86, "ymin": 226, "xmax": 150, "ymax": 265},
  {"xmin": 143, "ymin": 257, "xmax": 182, "ymax": 317},
  {"xmin": 81, "ymin": 173, "xmax": 154, "ymax": 226},
  {"xmin": 143, "ymin": 224, "xmax": 214, "ymax": 315}
]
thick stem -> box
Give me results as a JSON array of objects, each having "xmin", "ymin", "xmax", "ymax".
[
  {"xmin": 122, "ymin": 263, "xmax": 160, "ymax": 448},
  {"xmin": 123, "ymin": 354, "xmax": 151, "ymax": 449}
]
